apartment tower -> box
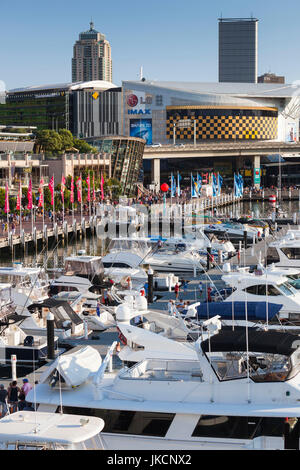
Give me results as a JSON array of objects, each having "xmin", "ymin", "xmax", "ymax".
[
  {"xmin": 72, "ymin": 21, "xmax": 112, "ymax": 83},
  {"xmin": 219, "ymin": 17, "xmax": 258, "ymax": 83}
]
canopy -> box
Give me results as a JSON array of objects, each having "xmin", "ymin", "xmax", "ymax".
[
  {"xmin": 201, "ymin": 327, "xmax": 300, "ymax": 356},
  {"xmin": 39, "ymin": 346, "xmax": 102, "ymax": 387},
  {"xmin": 196, "ymin": 301, "xmax": 282, "ymax": 321}
]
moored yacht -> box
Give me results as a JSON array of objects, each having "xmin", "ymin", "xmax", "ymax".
[{"xmin": 28, "ymin": 327, "xmax": 300, "ymax": 450}]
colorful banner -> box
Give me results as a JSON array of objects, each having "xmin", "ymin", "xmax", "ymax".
[
  {"xmin": 70, "ymin": 177, "xmax": 74, "ymax": 204},
  {"xmin": 129, "ymin": 119, "xmax": 152, "ymax": 145},
  {"xmin": 27, "ymin": 179, "xmax": 33, "ymax": 210},
  {"xmin": 4, "ymin": 182, "xmax": 9, "ymax": 214},
  {"xmin": 93, "ymin": 173, "xmax": 96, "ymax": 202},
  {"xmin": 38, "ymin": 178, "xmax": 44, "ymax": 208},
  {"xmin": 16, "ymin": 182, "xmax": 21, "ymax": 211},
  {"xmin": 86, "ymin": 174, "xmax": 90, "ymax": 202},
  {"xmin": 100, "ymin": 173, "xmax": 104, "ymax": 201},
  {"xmin": 48, "ymin": 176, "xmax": 54, "ymax": 206},
  {"xmin": 61, "ymin": 175, "xmax": 66, "ymax": 202},
  {"xmin": 76, "ymin": 176, "xmax": 82, "ymax": 203}
]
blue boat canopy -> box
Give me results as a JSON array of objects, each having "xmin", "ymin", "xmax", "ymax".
[{"xmin": 196, "ymin": 301, "xmax": 282, "ymax": 321}]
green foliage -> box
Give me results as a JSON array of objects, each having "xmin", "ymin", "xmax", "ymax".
[
  {"xmin": 59, "ymin": 129, "xmax": 74, "ymax": 151},
  {"xmin": 35, "ymin": 129, "xmax": 62, "ymax": 153},
  {"xmin": 73, "ymin": 138, "xmax": 97, "ymax": 154}
]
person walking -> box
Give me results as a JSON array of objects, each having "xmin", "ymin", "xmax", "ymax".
[
  {"xmin": 0, "ymin": 384, "xmax": 8, "ymax": 417},
  {"xmin": 198, "ymin": 281, "xmax": 203, "ymax": 299},
  {"xmin": 174, "ymin": 282, "xmax": 180, "ymax": 300},
  {"xmin": 8, "ymin": 381, "xmax": 21, "ymax": 413},
  {"xmin": 21, "ymin": 378, "xmax": 33, "ymax": 397}
]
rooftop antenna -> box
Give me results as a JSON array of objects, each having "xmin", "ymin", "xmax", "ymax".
[
  {"xmin": 90, "ymin": 17, "xmax": 94, "ymax": 30},
  {"xmin": 140, "ymin": 66, "xmax": 144, "ymax": 81}
]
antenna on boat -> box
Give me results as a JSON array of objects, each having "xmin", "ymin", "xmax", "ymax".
[{"xmin": 244, "ymin": 287, "xmax": 251, "ymax": 403}]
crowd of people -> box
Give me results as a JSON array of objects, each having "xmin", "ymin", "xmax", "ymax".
[{"xmin": 0, "ymin": 379, "xmax": 34, "ymax": 417}]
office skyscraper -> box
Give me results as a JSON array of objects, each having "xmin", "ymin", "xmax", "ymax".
[
  {"xmin": 72, "ymin": 21, "xmax": 112, "ymax": 83},
  {"xmin": 219, "ymin": 18, "xmax": 258, "ymax": 83}
]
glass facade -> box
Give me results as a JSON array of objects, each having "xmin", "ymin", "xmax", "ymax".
[
  {"xmin": 87, "ymin": 137, "xmax": 145, "ymax": 195},
  {"xmin": 0, "ymin": 91, "xmax": 68, "ymax": 130}
]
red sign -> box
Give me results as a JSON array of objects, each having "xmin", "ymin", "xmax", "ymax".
[{"xmin": 127, "ymin": 94, "xmax": 138, "ymax": 107}]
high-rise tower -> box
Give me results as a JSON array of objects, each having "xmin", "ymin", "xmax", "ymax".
[
  {"xmin": 72, "ymin": 21, "xmax": 112, "ymax": 83},
  {"xmin": 219, "ymin": 18, "xmax": 258, "ymax": 83}
]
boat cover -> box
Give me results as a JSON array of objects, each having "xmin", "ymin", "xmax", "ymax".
[
  {"xmin": 201, "ymin": 327, "xmax": 300, "ymax": 356},
  {"xmin": 39, "ymin": 346, "xmax": 102, "ymax": 387},
  {"xmin": 196, "ymin": 301, "xmax": 282, "ymax": 321}
]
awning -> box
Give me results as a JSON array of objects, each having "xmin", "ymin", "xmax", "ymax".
[{"xmin": 196, "ymin": 301, "xmax": 282, "ymax": 321}]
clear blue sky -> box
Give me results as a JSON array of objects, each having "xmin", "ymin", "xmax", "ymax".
[{"xmin": 1, "ymin": 0, "xmax": 299, "ymax": 90}]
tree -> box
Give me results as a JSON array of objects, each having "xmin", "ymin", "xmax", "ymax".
[
  {"xmin": 59, "ymin": 129, "xmax": 74, "ymax": 151},
  {"xmin": 35, "ymin": 130, "xmax": 62, "ymax": 154},
  {"xmin": 73, "ymin": 138, "xmax": 97, "ymax": 154}
]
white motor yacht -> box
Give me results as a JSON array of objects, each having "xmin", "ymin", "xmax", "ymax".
[
  {"xmin": 0, "ymin": 411, "xmax": 105, "ymax": 450},
  {"xmin": 222, "ymin": 270, "xmax": 300, "ymax": 322},
  {"xmin": 266, "ymin": 229, "xmax": 300, "ymax": 268},
  {"xmin": 144, "ymin": 247, "xmax": 205, "ymax": 273},
  {"xmin": 0, "ymin": 264, "xmax": 49, "ymax": 311},
  {"xmin": 28, "ymin": 328, "xmax": 300, "ymax": 450}
]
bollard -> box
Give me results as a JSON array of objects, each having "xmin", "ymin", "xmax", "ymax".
[
  {"xmin": 218, "ymin": 249, "xmax": 222, "ymax": 265},
  {"xmin": 47, "ymin": 312, "xmax": 55, "ymax": 360},
  {"xmin": 243, "ymin": 230, "xmax": 248, "ymax": 250},
  {"xmin": 84, "ymin": 317, "xmax": 89, "ymax": 340},
  {"xmin": 147, "ymin": 268, "xmax": 154, "ymax": 303},
  {"xmin": 207, "ymin": 247, "xmax": 212, "ymax": 271},
  {"xmin": 11, "ymin": 355, "xmax": 17, "ymax": 381},
  {"xmin": 168, "ymin": 274, "xmax": 172, "ymax": 292},
  {"xmin": 293, "ymin": 213, "xmax": 297, "ymax": 225}
]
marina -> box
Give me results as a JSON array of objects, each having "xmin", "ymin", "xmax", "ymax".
[{"xmin": 0, "ymin": 196, "xmax": 299, "ymax": 450}]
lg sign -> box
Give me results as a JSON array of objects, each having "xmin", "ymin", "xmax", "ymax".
[{"xmin": 127, "ymin": 94, "xmax": 138, "ymax": 107}]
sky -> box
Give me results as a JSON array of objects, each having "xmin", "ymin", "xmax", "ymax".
[{"xmin": 1, "ymin": 0, "xmax": 300, "ymax": 90}]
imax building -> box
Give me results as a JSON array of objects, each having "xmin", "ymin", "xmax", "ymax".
[
  {"xmin": 123, "ymin": 80, "xmax": 300, "ymax": 187},
  {"xmin": 123, "ymin": 80, "xmax": 300, "ymax": 145}
]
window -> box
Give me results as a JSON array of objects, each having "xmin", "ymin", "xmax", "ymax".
[
  {"xmin": 266, "ymin": 285, "xmax": 281, "ymax": 296},
  {"xmin": 192, "ymin": 415, "xmax": 284, "ymax": 439},
  {"xmin": 281, "ymin": 248, "xmax": 300, "ymax": 260},
  {"xmin": 60, "ymin": 407, "xmax": 174, "ymax": 437},
  {"xmin": 266, "ymin": 247, "xmax": 280, "ymax": 264}
]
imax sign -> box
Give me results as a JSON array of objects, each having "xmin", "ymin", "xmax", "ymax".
[{"xmin": 128, "ymin": 109, "xmax": 151, "ymax": 115}]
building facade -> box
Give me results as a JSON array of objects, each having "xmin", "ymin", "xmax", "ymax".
[
  {"xmin": 123, "ymin": 80, "xmax": 300, "ymax": 188},
  {"xmin": 72, "ymin": 22, "xmax": 112, "ymax": 83},
  {"xmin": 0, "ymin": 81, "xmax": 122, "ymax": 139},
  {"xmin": 258, "ymin": 73, "xmax": 285, "ymax": 84},
  {"xmin": 86, "ymin": 136, "xmax": 145, "ymax": 194},
  {"xmin": 219, "ymin": 18, "xmax": 258, "ymax": 83}
]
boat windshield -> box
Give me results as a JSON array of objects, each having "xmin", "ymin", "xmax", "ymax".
[
  {"xmin": 65, "ymin": 259, "xmax": 103, "ymax": 276},
  {"xmin": 108, "ymin": 239, "xmax": 151, "ymax": 254},
  {"xmin": 207, "ymin": 351, "xmax": 293, "ymax": 383},
  {"xmin": 278, "ymin": 281, "xmax": 298, "ymax": 296}
]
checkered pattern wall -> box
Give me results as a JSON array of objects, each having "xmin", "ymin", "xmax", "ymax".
[{"xmin": 166, "ymin": 107, "xmax": 278, "ymax": 140}]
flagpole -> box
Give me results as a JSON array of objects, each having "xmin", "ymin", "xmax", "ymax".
[
  {"xmin": 19, "ymin": 181, "xmax": 22, "ymax": 237},
  {"xmin": 80, "ymin": 172, "xmax": 83, "ymax": 222},
  {"xmin": 52, "ymin": 174, "xmax": 55, "ymax": 227},
  {"xmin": 5, "ymin": 180, "xmax": 9, "ymax": 234},
  {"xmin": 42, "ymin": 183, "xmax": 44, "ymax": 234},
  {"xmin": 88, "ymin": 171, "xmax": 91, "ymax": 220},
  {"xmin": 170, "ymin": 173, "xmax": 173, "ymax": 206}
]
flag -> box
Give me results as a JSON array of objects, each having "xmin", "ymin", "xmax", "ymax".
[
  {"xmin": 177, "ymin": 172, "xmax": 181, "ymax": 197},
  {"xmin": 86, "ymin": 173, "xmax": 90, "ymax": 202},
  {"xmin": 70, "ymin": 177, "xmax": 74, "ymax": 204},
  {"xmin": 16, "ymin": 182, "xmax": 21, "ymax": 211},
  {"xmin": 4, "ymin": 182, "xmax": 9, "ymax": 214},
  {"xmin": 61, "ymin": 175, "xmax": 66, "ymax": 202},
  {"xmin": 171, "ymin": 173, "xmax": 176, "ymax": 197},
  {"xmin": 197, "ymin": 173, "xmax": 202, "ymax": 195},
  {"xmin": 218, "ymin": 174, "xmax": 223, "ymax": 196},
  {"xmin": 38, "ymin": 178, "xmax": 44, "ymax": 208},
  {"xmin": 212, "ymin": 173, "xmax": 218, "ymax": 197},
  {"xmin": 48, "ymin": 175, "xmax": 54, "ymax": 206},
  {"xmin": 100, "ymin": 173, "xmax": 104, "ymax": 201},
  {"xmin": 92, "ymin": 173, "xmax": 96, "ymax": 202},
  {"xmin": 27, "ymin": 179, "xmax": 33, "ymax": 210},
  {"xmin": 76, "ymin": 176, "xmax": 82, "ymax": 203},
  {"xmin": 234, "ymin": 173, "xmax": 243, "ymax": 197},
  {"xmin": 191, "ymin": 174, "xmax": 198, "ymax": 198}
]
